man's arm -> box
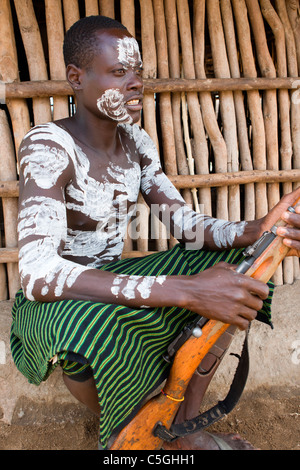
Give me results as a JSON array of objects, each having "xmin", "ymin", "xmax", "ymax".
[
  {"xmin": 16, "ymin": 124, "xmax": 273, "ymax": 330},
  {"xmin": 135, "ymin": 125, "xmax": 300, "ymax": 253},
  {"xmin": 16, "ymin": 124, "xmax": 187, "ymax": 311},
  {"xmin": 133, "ymin": 125, "xmax": 260, "ymax": 250}
]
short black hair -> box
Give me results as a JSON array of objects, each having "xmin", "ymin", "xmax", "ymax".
[{"xmin": 63, "ymin": 15, "xmax": 128, "ymax": 68}]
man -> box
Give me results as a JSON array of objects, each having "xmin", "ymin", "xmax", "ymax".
[{"xmin": 11, "ymin": 16, "xmax": 300, "ymax": 450}]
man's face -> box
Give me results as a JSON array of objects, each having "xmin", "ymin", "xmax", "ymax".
[{"xmin": 79, "ymin": 29, "xmax": 144, "ymax": 124}]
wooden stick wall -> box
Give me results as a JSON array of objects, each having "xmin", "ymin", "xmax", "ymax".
[{"xmin": 0, "ymin": 0, "xmax": 300, "ymax": 299}]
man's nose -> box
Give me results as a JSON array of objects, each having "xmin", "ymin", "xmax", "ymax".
[{"xmin": 127, "ymin": 71, "xmax": 143, "ymax": 91}]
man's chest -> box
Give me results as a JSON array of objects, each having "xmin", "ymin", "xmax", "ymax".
[{"xmin": 65, "ymin": 148, "xmax": 141, "ymax": 227}]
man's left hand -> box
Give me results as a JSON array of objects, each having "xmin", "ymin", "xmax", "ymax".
[{"xmin": 260, "ymin": 187, "xmax": 300, "ymax": 257}]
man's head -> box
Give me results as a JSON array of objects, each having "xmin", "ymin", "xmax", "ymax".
[
  {"xmin": 64, "ymin": 16, "xmax": 143, "ymax": 125},
  {"xmin": 63, "ymin": 15, "xmax": 128, "ymax": 69}
]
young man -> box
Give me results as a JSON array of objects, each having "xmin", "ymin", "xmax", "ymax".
[{"xmin": 11, "ymin": 16, "xmax": 300, "ymax": 450}]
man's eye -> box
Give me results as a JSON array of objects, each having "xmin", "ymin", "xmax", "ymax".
[{"xmin": 114, "ymin": 69, "xmax": 126, "ymax": 75}]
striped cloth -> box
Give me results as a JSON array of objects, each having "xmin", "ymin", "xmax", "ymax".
[{"xmin": 10, "ymin": 244, "xmax": 274, "ymax": 448}]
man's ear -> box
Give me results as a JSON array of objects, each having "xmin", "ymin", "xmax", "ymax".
[{"xmin": 66, "ymin": 64, "xmax": 83, "ymax": 91}]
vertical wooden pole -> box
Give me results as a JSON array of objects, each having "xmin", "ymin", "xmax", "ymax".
[
  {"xmin": 0, "ymin": 0, "xmax": 31, "ymax": 154},
  {"xmin": 153, "ymin": 0, "xmax": 175, "ymax": 250},
  {"xmin": 153, "ymin": 0, "xmax": 177, "ymax": 176},
  {"xmin": 99, "ymin": 0, "xmax": 115, "ymax": 17},
  {"xmin": 13, "ymin": 0, "xmax": 52, "ymax": 125},
  {"xmin": 260, "ymin": 0, "xmax": 294, "ymax": 283},
  {"xmin": 45, "ymin": 0, "xmax": 69, "ymax": 121},
  {"xmin": 138, "ymin": 0, "xmax": 157, "ymax": 252},
  {"xmin": 207, "ymin": 0, "xmax": 240, "ymax": 222},
  {"xmin": 0, "ymin": 110, "xmax": 20, "ymax": 298},
  {"xmin": 286, "ymin": 0, "xmax": 300, "ymax": 74},
  {"xmin": 231, "ymin": 0, "xmax": 268, "ymax": 221},
  {"xmin": 245, "ymin": 0, "xmax": 282, "ymax": 284},
  {"xmin": 176, "ymin": 0, "xmax": 212, "ymax": 216},
  {"xmin": 220, "ymin": 0, "xmax": 255, "ymax": 222},
  {"xmin": 164, "ymin": 0, "xmax": 194, "ymax": 212},
  {"xmin": 286, "ymin": 0, "xmax": 300, "ymax": 279},
  {"xmin": 62, "ymin": 0, "xmax": 80, "ymax": 31},
  {"xmin": 193, "ymin": 0, "xmax": 226, "ymax": 217},
  {"xmin": 0, "ymin": 0, "xmax": 32, "ymax": 298},
  {"xmin": 120, "ymin": 0, "xmax": 136, "ymax": 36},
  {"xmin": 85, "ymin": 0, "xmax": 99, "ymax": 16}
]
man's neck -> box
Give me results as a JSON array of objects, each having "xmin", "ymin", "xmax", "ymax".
[{"xmin": 67, "ymin": 111, "xmax": 120, "ymax": 155}]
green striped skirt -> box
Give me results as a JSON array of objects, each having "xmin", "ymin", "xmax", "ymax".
[{"xmin": 10, "ymin": 244, "xmax": 274, "ymax": 448}]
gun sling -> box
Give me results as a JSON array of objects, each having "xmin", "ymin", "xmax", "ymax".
[{"xmin": 154, "ymin": 325, "xmax": 250, "ymax": 442}]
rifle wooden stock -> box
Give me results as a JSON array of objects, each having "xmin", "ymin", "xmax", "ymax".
[{"xmin": 111, "ymin": 200, "xmax": 300, "ymax": 450}]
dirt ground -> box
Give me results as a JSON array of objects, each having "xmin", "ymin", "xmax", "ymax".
[
  {"xmin": 0, "ymin": 389, "xmax": 300, "ymax": 450},
  {"xmin": 0, "ymin": 385, "xmax": 299, "ymax": 450}
]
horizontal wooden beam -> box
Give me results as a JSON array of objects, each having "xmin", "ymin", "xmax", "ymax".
[
  {"xmin": 3, "ymin": 77, "xmax": 300, "ymax": 99},
  {"xmin": 0, "ymin": 180, "xmax": 19, "ymax": 197},
  {"xmin": 1, "ymin": 168, "xmax": 300, "ymax": 264},
  {"xmin": 0, "ymin": 248, "xmax": 18, "ymax": 263},
  {"xmin": 0, "ymin": 247, "xmax": 155, "ymax": 264},
  {"xmin": 169, "ymin": 169, "xmax": 300, "ymax": 188},
  {"xmin": 2, "ymin": 169, "xmax": 300, "ymax": 198}
]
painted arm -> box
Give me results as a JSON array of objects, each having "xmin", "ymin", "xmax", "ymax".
[
  {"xmin": 17, "ymin": 124, "xmax": 299, "ymax": 331},
  {"xmin": 16, "ymin": 124, "xmax": 188, "ymax": 311},
  {"xmin": 135, "ymin": 125, "xmax": 261, "ymax": 250}
]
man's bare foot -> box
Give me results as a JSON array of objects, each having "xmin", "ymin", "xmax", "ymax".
[{"xmin": 162, "ymin": 431, "xmax": 257, "ymax": 450}]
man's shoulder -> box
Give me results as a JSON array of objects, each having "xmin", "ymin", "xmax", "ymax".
[
  {"xmin": 118, "ymin": 123, "xmax": 154, "ymax": 151},
  {"xmin": 21, "ymin": 121, "xmax": 75, "ymax": 151}
]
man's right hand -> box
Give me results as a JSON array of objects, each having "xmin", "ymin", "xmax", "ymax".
[{"xmin": 180, "ymin": 262, "xmax": 269, "ymax": 330}]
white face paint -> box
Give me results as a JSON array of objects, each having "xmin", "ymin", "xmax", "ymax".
[
  {"xmin": 97, "ymin": 89, "xmax": 133, "ymax": 124},
  {"xmin": 117, "ymin": 37, "xmax": 141, "ymax": 69},
  {"xmin": 96, "ymin": 37, "xmax": 142, "ymax": 124}
]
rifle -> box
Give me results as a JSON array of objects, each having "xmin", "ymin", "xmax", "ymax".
[{"xmin": 110, "ymin": 200, "xmax": 299, "ymax": 450}]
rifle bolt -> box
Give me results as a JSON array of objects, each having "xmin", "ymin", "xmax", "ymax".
[{"xmin": 192, "ymin": 326, "xmax": 203, "ymax": 338}]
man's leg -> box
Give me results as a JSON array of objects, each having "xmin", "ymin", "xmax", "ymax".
[{"xmin": 63, "ymin": 373, "xmax": 100, "ymax": 417}]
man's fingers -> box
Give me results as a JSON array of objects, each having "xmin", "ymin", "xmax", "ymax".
[{"xmin": 235, "ymin": 273, "xmax": 269, "ymax": 301}]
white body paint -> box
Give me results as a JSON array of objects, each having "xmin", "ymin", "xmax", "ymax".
[
  {"xmin": 18, "ymin": 121, "xmax": 246, "ymax": 302},
  {"xmin": 18, "ymin": 123, "xmax": 140, "ymax": 299},
  {"xmin": 18, "ymin": 196, "xmax": 90, "ymax": 300},
  {"xmin": 204, "ymin": 219, "xmax": 247, "ymax": 248},
  {"xmin": 111, "ymin": 274, "xmax": 167, "ymax": 300}
]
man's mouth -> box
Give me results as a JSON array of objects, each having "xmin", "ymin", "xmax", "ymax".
[
  {"xmin": 126, "ymin": 98, "xmax": 143, "ymax": 110},
  {"xmin": 127, "ymin": 99, "xmax": 139, "ymax": 105}
]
